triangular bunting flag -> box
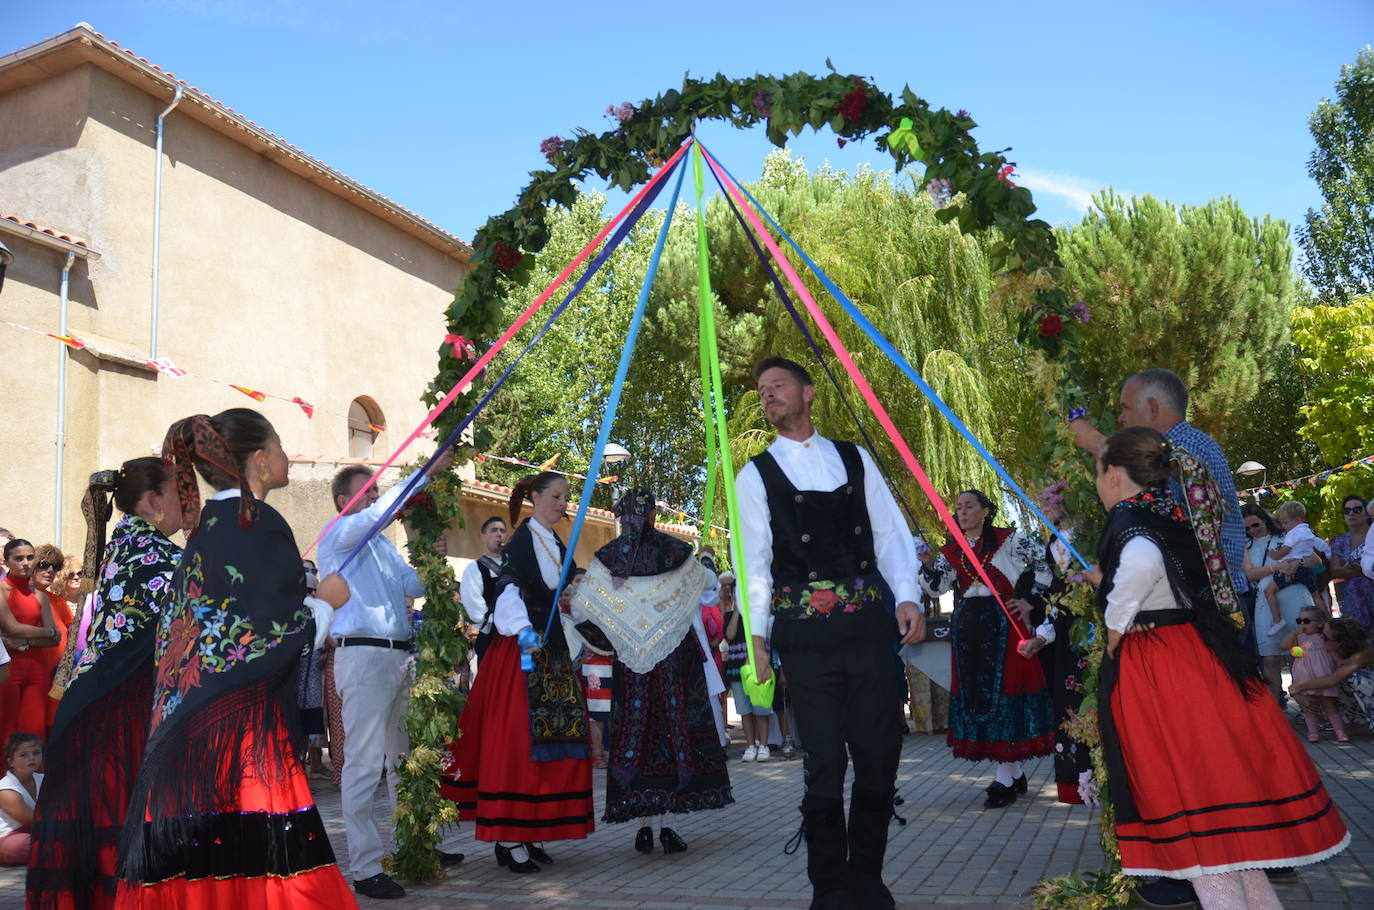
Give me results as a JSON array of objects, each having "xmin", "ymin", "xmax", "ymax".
[
  {"xmin": 292, "ymin": 397, "xmax": 315, "ymax": 418},
  {"xmin": 46, "ymin": 333, "xmax": 85, "ymax": 350},
  {"xmin": 230, "ymin": 384, "xmax": 266, "ymax": 402}
]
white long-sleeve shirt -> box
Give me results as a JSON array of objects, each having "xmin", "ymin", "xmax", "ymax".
[
  {"xmin": 317, "ymin": 477, "xmax": 427, "ymax": 640},
  {"xmin": 494, "ymin": 519, "xmax": 563, "ymax": 636},
  {"xmin": 735, "ymin": 432, "xmax": 919, "ymax": 635},
  {"xmin": 1103, "ymin": 537, "xmax": 1179, "ymax": 633},
  {"xmin": 459, "ymin": 555, "xmax": 502, "ymax": 627}
]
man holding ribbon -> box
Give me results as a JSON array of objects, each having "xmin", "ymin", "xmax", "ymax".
[
  {"xmin": 736, "ymin": 356, "xmax": 924, "ymax": 910},
  {"xmin": 317, "ymin": 449, "xmax": 459, "ymax": 900}
]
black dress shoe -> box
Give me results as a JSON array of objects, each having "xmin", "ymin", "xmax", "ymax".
[
  {"xmin": 1134, "ymin": 877, "xmax": 1198, "ymax": 907},
  {"xmin": 983, "ymin": 781, "xmax": 1018, "ymax": 809},
  {"xmin": 634, "ymin": 826, "xmax": 654, "ymax": 854},
  {"xmin": 1013, "ymin": 773, "xmax": 1028, "ymax": 794},
  {"xmin": 353, "ymin": 872, "xmax": 406, "ymax": 899},
  {"xmin": 523, "ymin": 842, "xmax": 553, "ymax": 864},
  {"xmin": 439, "ymin": 850, "xmax": 465, "ymax": 866},
  {"xmin": 660, "ymin": 827, "xmax": 688, "ymax": 854},
  {"xmin": 1264, "ymin": 867, "xmax": 1299, "ymax": 883},
  {"xmin": 494, "ymin": 843, "xmax": 539, "ymax": 873}
]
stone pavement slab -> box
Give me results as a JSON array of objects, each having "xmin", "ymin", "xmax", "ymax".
[{"xmin": 1, "ymin": 712, "xmax": 1371, "ymax": 908}]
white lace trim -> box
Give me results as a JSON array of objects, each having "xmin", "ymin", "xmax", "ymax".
[
  {"xmin": 571, "ymin": 559, "xmax": 710, "ymax": 674},
  {"xmin": 1122, "ymin": 830, "xmax": 1350, "ymax": 879}
]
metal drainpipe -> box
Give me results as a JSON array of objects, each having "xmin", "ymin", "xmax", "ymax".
[
  {"xmin": 54, "ymin": 250, "xmax": 76, "ymax": 548},
  {"xmin": 149, "ymin": 84, "xmax": 184, "ymax": 360}
]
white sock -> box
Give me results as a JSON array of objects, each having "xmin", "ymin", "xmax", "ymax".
[
  {"xmin": 1010, "ymin": 761, "xmax": 1023, "ymax": 779},
  {"xmin": 994, "ymin": 763, "xmax": 1015, "ymax": 787},
  {"xmin": 500, "ymin": 842, "xmax": 530, "ymax": 863}
]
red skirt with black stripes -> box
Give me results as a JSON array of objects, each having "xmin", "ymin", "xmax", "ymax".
[
  {"xmin": 441, "ymin": 634, "xmax": 594, "ymax": 843},
  {"xmin": 1111, "ymin": 624, "xmax": 1349, "ymax": 877}
]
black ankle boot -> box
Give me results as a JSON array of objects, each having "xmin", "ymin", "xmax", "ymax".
[
  {"xmin": 523, "ymin": 842, "xmax": 553, "ymax": 864},
  {"xmin": 634, "ymin": 826, "xmax": 654, "ymax": 853},
  {"xmin": 848, "ymin": 791, "xmax": 895, "ymax": 910}
]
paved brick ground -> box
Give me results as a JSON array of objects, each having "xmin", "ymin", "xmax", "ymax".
[{"xmin": 1, "ymin": 706, "xmax": 1371, "ymax": 908}]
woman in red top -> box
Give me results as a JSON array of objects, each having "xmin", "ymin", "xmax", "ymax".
[
  {"xmin": 30, "ymin": 546, "xmax": 75, "ymax": 730},
  {"xmin": 0, "ymin": 541, "xmax": 61, "ymax": 745}
]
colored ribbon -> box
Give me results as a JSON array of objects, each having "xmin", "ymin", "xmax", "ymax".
[
  {"xmin": 699, "ymin": 143, "xmax": 1028, "ymax": 641},
  {"xmin": 541, "ymin": 157, "xmax": 688, "ymax": 643},
  {"xmin": 703, "ymin": 146, "xmax": 1089, "ymax": 570},
  {"xmin": 307, "ymin": 137, "xmax": 694, "ymax": 557},
  {"xmin": 332, "ymin": 147, "xmax": 688, "ymax": 573}
]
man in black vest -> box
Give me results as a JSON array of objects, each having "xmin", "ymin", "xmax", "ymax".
[
  {"xmin": 736, "ymin": 357, "xmax": 925, "ymax": 910},
  {"xmin": 459, "ymin": 515, "xmax": 507, "ymax": 662}
]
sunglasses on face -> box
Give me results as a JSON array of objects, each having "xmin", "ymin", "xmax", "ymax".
[
  {"xmin": 1245, "ymin": 523, "xmax": 1263, "ymax": 531},
  {"xmin": 1345, "ymin": 505, "xmax": 1366, "ymax": 515},
  {"xmin": 1296, "ymin": 618, "xmax": 1321, "ymax": 625},
  {"xmin": 34, "ymin": 561, "xmax": 60, "ymax": 571}
]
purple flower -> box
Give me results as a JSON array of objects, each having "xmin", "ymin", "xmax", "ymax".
[
  {"xmin": 1069, "ymin": 300, "xmax": 1091, "ymax": 324},
  {"xmin": 1067, "ymin": 406, "xmax": 1088, "ymax": 422},
  {"xmin": 227, "ymin": 644, "xmax": 248, "ymax": 662},
  {"xmin": 752, "ymin": 89, "xmax": 773, "ymax": 117},
  {"xmin": 1067, "ymin": 572, "xmax": 1086, "ymax": 585},
  {"xmin": 539, "ymin": 135, "xmax": 567, "ymax": 162},
  {"xmin": 926, "ymin": 177, "xmax": 953, "ymax": 208},
  {"xmin": 606, "ymin": 102, "xmax": 635, "ymax": 124}
]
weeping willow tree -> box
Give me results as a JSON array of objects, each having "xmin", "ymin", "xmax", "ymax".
[
  {"xmin": 480, "ymin": 151, "xmax": 1042, "ymax": 540},
  {"xmin": 701, "ymin": 150, "xmax": 1041, "ymax": 539}
]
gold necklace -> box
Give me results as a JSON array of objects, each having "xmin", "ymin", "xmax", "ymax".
[{"xmin": 532, "ymin": 524, "xmax": 561, "ymax": 566}]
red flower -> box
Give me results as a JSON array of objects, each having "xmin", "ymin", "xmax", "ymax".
[
  {"xmin": 1038, "ymin": 315, "xmax": 1064, "ymax": 339},
  {"xmin": 809, "ymin": 589, "xmax": 841, "ymax": 614},
  {"xmin": 492, "ymin": 242, "xmax": 523, "ymax": 271},
  {"xmin": 997, "ymin": 164, "xmax": 1018, "ymax": 187},
  {"xmin": 401, "ymin": 492, "xmax": 435, "ymax": 516},
  {"xmin": 836, "ymin": 78, "xmax": 867, "ymax": 122}
]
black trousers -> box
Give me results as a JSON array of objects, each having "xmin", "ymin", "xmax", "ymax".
[{"xmin": 779, "ymin": 634, "xmax": 902, "ymax": 808}]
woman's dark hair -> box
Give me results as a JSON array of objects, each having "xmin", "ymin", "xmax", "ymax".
[
  {"xmin": 1342, "ymin": 494, "xmax": 1372, "ymax": 529},
  {"xmin": 5, "ymin": 732, "xmax": 41, "ymax": 762},
  {"xmin": 81, "ymin": 457, "xmax": 172, "ymax": 595},
  {"xmin": 1326, "ymin": 616, "xmax": 1369, "ymax": 660},
  {"xmin": 1099, "ymin": 426, "xmax": 1173, "ymax": 489},
  {"xmin": 957, "ymin": 489, "xmax": 999, "ymax": 555},
  {"xmin": 508, "ymin": 472, "xmax": 565, "ymax": 526},
  {"xmin": 162, "ymin": 408, "xmax": 275, "ymax": 535},
  {"xmin": 198, "ymin": 409, "xmax": 276, "ymax": 490},
  {"xmin": 1241, "ymin": 503, "xmax": 1282, "ymax": 538},
  {"xmin": 3, "ymin": 538, "xmax": 33, "ymax": 560}
]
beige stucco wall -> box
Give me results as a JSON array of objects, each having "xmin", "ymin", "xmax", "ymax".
[{"xmin": 0, "ymin": 63, "xmax": 465, "ymax": 552}]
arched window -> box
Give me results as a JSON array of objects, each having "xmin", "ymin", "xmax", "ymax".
[{"xmin": 347, "ymin": 396, "xmax": 384, "ymax": 458}]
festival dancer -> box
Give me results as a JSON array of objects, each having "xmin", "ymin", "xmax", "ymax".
[
  {"xmin": 442, "ymin": 473, "xmax": 594, "ymax": 873},
  {"xmin": 570, "ymin": 487, "xmax": 732, "ymax": 854},
  {"xmin": 918, "ymin": 489, "xmax": 1055, "ymax": 808},
  {"xmin": 736, "ymin": 357, "xmax": 924, "ymax": 910},
  {"xmin": 114, "ymin": 410, "xmax": 355, "ymax": 907},
  {"xmin": 1093, "ymin": 427, "xmax": 1348, "ymax": 908},
  {"xmin": 27, "ymin": 459, "xmax": 182, "ymax": 909}
]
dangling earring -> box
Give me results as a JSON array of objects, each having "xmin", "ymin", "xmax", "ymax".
[{"xmin": 154, "ymin": 510, "xmax": 165, "ymax": 524}]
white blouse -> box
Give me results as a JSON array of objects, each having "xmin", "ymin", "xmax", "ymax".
[
  {"xmin": 1103, "ymin": 537, "xmax": 1180, "ymax": 633},
  {"xmin": 920, "ymin": 530, "xmax": 1057, "ymax": 641},
  {"xmin": 0, "ymin": 771, "xmax": 41, "ymax": 838},
  {"xmin": 494, "ymin": 520, "xmax": 563, "ymax": 636}
]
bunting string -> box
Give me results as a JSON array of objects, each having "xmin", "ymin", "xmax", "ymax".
[{"xmin": 1240, "ymin": 454, "xmax": 1374, "ymax": 497}]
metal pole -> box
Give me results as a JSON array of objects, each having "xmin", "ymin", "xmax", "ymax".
[
  {"xmin": 54, "ymin": 251, "xmax": 75, "ymax": 548},
  {"xmin": 150, "ymin": 84, "xmax": 184, "ymax": 359}
]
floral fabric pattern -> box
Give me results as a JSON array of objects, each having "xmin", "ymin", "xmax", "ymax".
[
  {"xmin": 772, "ymin": 576, "xmax": 884, "ymax": 620},
  {"xmin": 150, "ymin": 551, "xmax": 309, "ymax": 726},
  {"xmin": 72, "ymin": 515, "xmax": 179, "ymax": 681},
  {"xmin": 1332, "ymin": 533, "xmax": 1374, "ymax": 629}
]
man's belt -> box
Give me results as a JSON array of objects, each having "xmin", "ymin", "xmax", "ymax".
[{"xmin": 336, "ymin": 636, "xmax": 410, "ymax": 650}]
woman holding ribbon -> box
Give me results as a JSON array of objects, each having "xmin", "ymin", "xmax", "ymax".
[
  {"xmin": 114, "ymin": 410, "xmax": 354, "ymax": 907},
  {"xmin": 1093, "ymin": 426, "xmax": 1348, "ymax": 907},
  {"xmin": 443, "ymin": 472, "xmax": 593, "ymax": 874},
  {"xmin": 27, "ymin": 458, "xmax": 182, "ymax": 909},
  {"xmin": 570, "ymin": 487, "xmax": 732, "ymax": 855},
  {"xmin": 918, "ymin": 490, "xmax": 1054, "ymax": 808}
]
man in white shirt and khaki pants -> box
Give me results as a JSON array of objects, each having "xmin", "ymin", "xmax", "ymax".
[
  {"xmin": 318, "ymin": 451, "xmax": 460, "ymax": 900},
  {"xmin": 737, "ymin": 357, "xmax": 925, "ymax": 910}
]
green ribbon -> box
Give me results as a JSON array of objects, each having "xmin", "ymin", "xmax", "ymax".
[
  {"xmin": 884, "ymin": 116, "xmax": 925, "ymax": 161},
  {"xmin": 693, "ymin": 141, "xmax": 774, "ymax": 707}
]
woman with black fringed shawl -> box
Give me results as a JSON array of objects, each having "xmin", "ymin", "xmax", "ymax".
[
  {"xmin": 27, "ymin": 457, "xmax": 181, "ymax": 909},
  {"xmin": 442, "ymin": 472, "xmax": 594, "ymax": 874},
  {"xmin": 569, "ymin": 487, "xmax": 732, "ymax": 856},
  {"xmin": 1093, "ymin": 427, "xmax": 1348, "ymax": 908},
  {"xmin": 113, "ymin": 410, "xmax": 355, "ymax": 908}
]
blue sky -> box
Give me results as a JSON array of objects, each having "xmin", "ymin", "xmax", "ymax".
[{"xmin": 6, "ymin": 0, "xmax": 1371, "ymax": 245}]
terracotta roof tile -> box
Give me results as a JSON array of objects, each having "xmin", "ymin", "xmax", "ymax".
[{"xmin": 0, "ymin": 214, "xmax": 89, "ymax": 248}]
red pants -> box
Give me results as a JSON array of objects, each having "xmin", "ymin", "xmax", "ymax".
[{"xmin": 0, "ymin": 654, "xmax": 52, "ymax": 743}]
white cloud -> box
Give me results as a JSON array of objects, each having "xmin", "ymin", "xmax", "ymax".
[{"xmin": 1014, "ymin": 169, "xmax": 1109, "ymax": 214}]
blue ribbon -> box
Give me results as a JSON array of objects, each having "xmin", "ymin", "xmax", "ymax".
[
  {"xmin": 335, "ymin": 152, "xmax": 684, "ymax": 573},
  {"xmin": 705, "ymin": 158, "xmax": 927, "ymax": 536},
  {"xmin": 701, "ymin": 143, "xmax": 1089, "ymax": 568},
  {"xmin": 541, "ymin": 160, "xmax": 687, "ymax": 644}
]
